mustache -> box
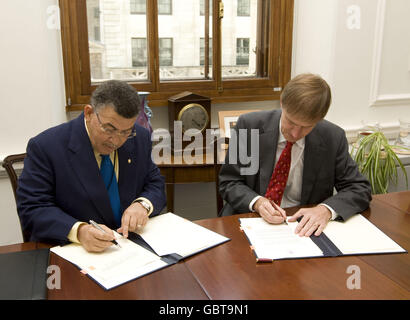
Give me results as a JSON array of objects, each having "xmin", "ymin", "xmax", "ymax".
[{"xmin": 104, "ymin": 142, "xmax": 119, "ymax": 150}]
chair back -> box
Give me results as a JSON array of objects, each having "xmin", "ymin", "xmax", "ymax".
[
  {"xmin": 1, "ymin": 153, "xmax": 29, "ymax": 242},
  {"xmin": 2, "ymin": 153, "xmax": 26, "ymax": 203}
]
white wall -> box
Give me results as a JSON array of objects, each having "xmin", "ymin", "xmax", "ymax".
[
  {"xmin": 292, "ymin": 0, "xmax": 410, "ymax": 138},
  {"xmin": 0, "ymin": 0, "xmax": 67, "ymax": 245},
  {"xmin": 1, "ymin": 0, "xmax": 409, "ymax": 245}
]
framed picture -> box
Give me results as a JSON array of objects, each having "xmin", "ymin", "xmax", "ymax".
[{"xmin": 218, "ymin": 110, "xmax": 260, "ymax": 138}]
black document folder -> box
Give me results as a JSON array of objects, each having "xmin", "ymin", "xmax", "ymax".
[{"xmin": 0, "ymin": 248, "xmax": 50, "ymax": 300}]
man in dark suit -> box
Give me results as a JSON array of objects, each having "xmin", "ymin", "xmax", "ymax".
[
  {"xmin": 219, "ymin": 74, "xmax": 371, "ymax": 237},
  {"xmin": 17, "ymin": 80, "xmax": 166, "ymax": 252}
]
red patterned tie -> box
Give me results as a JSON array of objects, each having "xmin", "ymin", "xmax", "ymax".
[{"xmin": 265, "ymin": 141, "xmax": 294, "ymax": 206}]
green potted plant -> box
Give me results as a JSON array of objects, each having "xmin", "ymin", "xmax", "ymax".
[{"xmin": 353, "ymin": 131, "xmax": 408, "ymax": 194}]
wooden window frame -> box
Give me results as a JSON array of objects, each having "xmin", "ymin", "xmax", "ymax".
[{"xmin": 60, "ymin": 0, "xmax": 294, "ymax": 111}]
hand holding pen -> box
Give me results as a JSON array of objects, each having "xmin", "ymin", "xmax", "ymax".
[
  {"xmin": 269, "ymin": 200, "xmax": 287, "ymax": 224},
  {"xmin": 89, "ymin": 220, "xmax": 121, "ymax": 248},
  {"xmin": 253, "ymin": 197, "xmax": 287, "ymax": 224},
  {"xmin": 77, "ymin": 220, "xmax": 122, "ymax": 252}
]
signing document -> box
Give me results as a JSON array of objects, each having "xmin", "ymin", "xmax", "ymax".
[
  {"xmin": 51, "ymin": 232, "xmax": 168, "ymax": 290},
  {"xmin": 51, "ymin": 213, "xmax": 229, "ymax": 290},
  {"xmin": 138, "ymin": 212, "xmax": 229, "ymax": 257},
  {"xmin": 240, "ymin": 214, "xmax": 406, "ymax": 262}
]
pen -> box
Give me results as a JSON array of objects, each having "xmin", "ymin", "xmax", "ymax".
[
  {"xmin": 270, "ymin": 200, "xmax": 287, "ymax": 224},
  {"xmin": 89, "ymin": 220, "xmax": 121, "ymax": 248}
]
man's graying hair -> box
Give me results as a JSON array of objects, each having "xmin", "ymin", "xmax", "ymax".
[{"xmin": 90, "ymin": 80, "xmax": 141, "ymax": 118}]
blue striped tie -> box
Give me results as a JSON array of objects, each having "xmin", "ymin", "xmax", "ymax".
[{"xmin": 100, "ymin": 155, "xmax": 122, "ymax": 227}]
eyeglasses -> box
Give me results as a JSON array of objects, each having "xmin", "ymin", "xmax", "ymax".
[{"xmin": 95, "ymin": 111, "xmax": 136, "ymax": 139}]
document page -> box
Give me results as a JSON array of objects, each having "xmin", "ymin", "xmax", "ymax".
[
  {"xmin": 240, "ymin": 218, "xmax": 323, "ymax": 260},
  {"xmin": 51, "ymin": 233, "xmax": 168, "ymax": 290},
  {"xmin": 323, "ymin": 214, "xmax": 406, "ymax": 255},
  {"xmin": 138, "ymin": 212, "xmax": 230, "ymax": 257}
]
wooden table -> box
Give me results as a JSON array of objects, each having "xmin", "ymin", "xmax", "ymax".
[
  {"xmin": 0, "ymin": 192, "xmax": 409, "ymax": 300},
  {"xmin": 372, "ymin": 191, "xmax": 410, "ymax": 214},
  {"xmin": 185, "ymin": 199, "xmax": 410, "ymax": 300},
  {"xmin": 0, "ymin": 242, "xmax": 208, "ymax": 300}
]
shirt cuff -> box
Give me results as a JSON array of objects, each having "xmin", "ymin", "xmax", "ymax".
[
  {"xmin": 249, "ymin": 196, "xmax": 262, "ymax": 212},
  {"xmin": 67, "ymin": 221, "xmax": 87, "ymax": 244},
  {"xmin": 318, "ymin": 203, "xmax": 338, "ymax": 221},
  {"xmin": 133, "ymin": 197, "xmax": 154, "ymax": 216}
]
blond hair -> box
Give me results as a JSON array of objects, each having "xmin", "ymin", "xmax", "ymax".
[{"xmin": 280, "ymin": 73, "xmax": 332, "ymax": 122}]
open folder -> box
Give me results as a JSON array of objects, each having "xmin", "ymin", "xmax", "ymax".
[
  {"xmin": 51, "ymin": 213, "xmax": 229, "ymax": 290},
  {"xmin": 0, "ymin": 248, "xmax": 50, "ymax": 300},
  {"xmin": 239, "ymin": 214, "xmax": 407, "ymax": 262}
]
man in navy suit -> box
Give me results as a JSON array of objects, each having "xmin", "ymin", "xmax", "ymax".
[
  {"xmin": 17, "ymin": 80, "xmax": 166, "ymax": 252},
  {"xmin": 219, "ymin": 74, "xmax": 372, "ymax": 237}
]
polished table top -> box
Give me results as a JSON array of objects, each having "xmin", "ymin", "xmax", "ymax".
[
  {"xmin": 372, "ymin": 191, "xmax": 410, "ymax": 214},
  {"xmin": 187, "ymin": 198, "xmax": 410, "ymax": 299},
  {"xmin": 0, "ymin": 192, "xmax": 409, "ymax": 300}
]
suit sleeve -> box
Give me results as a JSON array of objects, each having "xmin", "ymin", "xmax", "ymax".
[
  {"xmin": 218, "ymin": 116, "xmax": 260, "ymax": 213},
  {"xmin": 17, "ymin": 138, "xmax": 78, "ymax": 242},
  {"xmin": 322, "ymin": 132, "xmax": 372, "ymax": 220},
  {"xmin": 137, "ymin": 131, "xmax": 166, "ymax": 217}
]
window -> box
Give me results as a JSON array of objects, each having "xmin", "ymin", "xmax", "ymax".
[
  {"xmin": 130, "ymin": 0, "xmax": 145, "ymax": 14},
  {"xmin": 131, "ymin": 38, "xmax": 147, "ymax": 67},
  {"xmin": 158, "ymin": 0, "xmax": 172, "ymax": 15},
  {"xmin": 236, "ymin": 38, "xmax": 249, "ymax": 65},
  {"xmin": 94, "ymin": 7, "xmax": 100, "ymax": 18},
  {"xmin": 237, "ymin": 0, "xmax": 250, "ymax": 16},
  {"xmin": 94, "ymin": 26, "xmax": 101, "ymax": 42},
  {"xmin": 60, "ymin": 0, "xmax": 294, "ymax": 109},
  {"xmin": 159, "ymin": 38, "xmax": 173, "ymax": 67},
  {"xmin": 131, "ymin": 0, "xmax": 172, "ymax": 15}
]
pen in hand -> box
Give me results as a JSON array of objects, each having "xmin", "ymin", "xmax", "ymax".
[
  {"xmin": 89, "ymin": 220, "xmax": 121, "ymax": 248},
  {"xmin": 269, "ymin": 200, "xmax": 287, "ymax": 224}
]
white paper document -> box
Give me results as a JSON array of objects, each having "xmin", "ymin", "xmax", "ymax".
[
  {"xmin": 240, "ymin": 218, "xmax": 323, "ymax": 260},
  {"xmin": 323, "ymin": 214, "xmax": 406, "ymax": 255},
  {"xmin": 50, "ymin": 212, "xmax": 230, "ymax": 289},
  {"xmin": 240, "ymin": 214, "xmax": 406, "ymax": 261},
  {"xmin": 138, "ymin": 212, "xmax": 230, "ymax": 257},
  {"xmin": 51, "ymin": 234, "xmax": 168, "ymax": 290}
]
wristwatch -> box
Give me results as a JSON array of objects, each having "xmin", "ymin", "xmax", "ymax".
[{"xmin": 136, "ymin": 199, "xmax": 151, "ymax": 214}]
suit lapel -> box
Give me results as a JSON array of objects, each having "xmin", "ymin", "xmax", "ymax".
[
  {"xmin": 301, "ymin": 128, "xmax": 326, "ymax": 204},
  {"xmin": 67, "ymin": 113, "xmax": 116, "ymax": 227},
  {"xmin": 259, "ymin": 110, "xmax": 281, "ymax": 194},
  {"xmin": 117, "ymin": 140, "xmax": 138, "ymax": 210}
]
